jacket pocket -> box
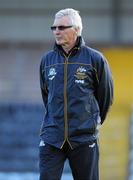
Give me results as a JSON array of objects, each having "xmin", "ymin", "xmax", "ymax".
[
  {"xmin": 40, "ymin": 117, "xmax": 57, "ymax": 136},
  {"xmin": 77, "ymin": 117, "xmax": 96, "ymax": 134},
  {"xmin": 90, "ymin": 95, "xmax": 100, "ymax": 114}
]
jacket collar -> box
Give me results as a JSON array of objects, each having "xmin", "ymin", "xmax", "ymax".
[{"xmin": 54, "ymin": 36, "xmax": 85, "ymax": 57}]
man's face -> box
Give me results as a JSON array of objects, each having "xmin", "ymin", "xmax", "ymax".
[{"xmin": 51, "ymin": 16, "xmax": 78, "ymax": 47}]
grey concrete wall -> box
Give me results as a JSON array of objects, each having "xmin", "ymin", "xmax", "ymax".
[{"xmin": 0, "ymin": 0, "xmax": 132, "ymax": 44}]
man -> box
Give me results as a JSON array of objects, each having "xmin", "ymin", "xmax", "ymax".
[{"xmin": 39, "ymin": 8, "xmax": 113, "ymax": 180}]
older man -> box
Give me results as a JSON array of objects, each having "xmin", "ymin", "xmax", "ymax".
[{"xmin": 39, "ymin": 8, "xmax": 113, "ymax": 180}]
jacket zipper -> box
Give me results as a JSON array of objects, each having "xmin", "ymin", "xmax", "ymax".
[
  {"xmin": 60, "ymin": 49, "xmax": 78, "ymax": 150},
  {"xmin": 60, "ymin": 59, "xmax": 69, "ymax": 149},
  {"xmin": 61, "ymin": 56, "xmax": 71, "ymax": 149}
]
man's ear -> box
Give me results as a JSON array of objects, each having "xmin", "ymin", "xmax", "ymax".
[{"xmin": 75, "ymin": 27, "xmax": 80, "ymax": 35}]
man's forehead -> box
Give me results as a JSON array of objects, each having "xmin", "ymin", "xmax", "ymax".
[{"xmin": 53, "ymin": 16, "xmax": 71, "ymax": 25}]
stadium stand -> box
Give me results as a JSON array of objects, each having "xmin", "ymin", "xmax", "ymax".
[
  {"xmin": 128, "ymin": 110, "xmax": 133, "ymax": 180},
  {"xmin": 100, "ymin": 48, "xmax": 133, "ymax": 180},
  {"xmin": 0, "ymin": 0, "xmax": 133, "ymax": 179}
]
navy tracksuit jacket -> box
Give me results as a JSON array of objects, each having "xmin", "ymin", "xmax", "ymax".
[{"xmin": 39, "ymin": 37, "xmax": 113, "ymax": 150}]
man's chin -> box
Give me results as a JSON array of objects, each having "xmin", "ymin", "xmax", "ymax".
[
  {"xmin": 56, "ymin": 39, "xmax": 65, "ymax": 45},
  {"xmin": 56, "ymin": 40, "xmax": 67, "ymax": 47},
  {"xmin": 56, "ymin": 41, "xmax": 62, "ymax": 45}
]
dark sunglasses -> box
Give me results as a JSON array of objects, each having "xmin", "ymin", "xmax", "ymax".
[{"xmin": 51, "ymin": 25, "xmax": 73, "ymax": 31}]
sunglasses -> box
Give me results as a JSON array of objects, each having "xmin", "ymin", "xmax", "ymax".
[{"xmin": 51, "ymin": 25, "xmax": 73, "ymax": 31}]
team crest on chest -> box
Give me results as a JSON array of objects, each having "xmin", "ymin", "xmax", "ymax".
[
  {"xmin": 48, "ymin": 67, "xmax": 57, "ymax": 80},
  {"xmin": 74, "ymin": 66, "xmax": 87, "ymax": 84}
]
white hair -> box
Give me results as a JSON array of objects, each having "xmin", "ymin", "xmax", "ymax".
[{"xmin": 55, "ymin": 8, "xmax": 83, "ymax": 36}]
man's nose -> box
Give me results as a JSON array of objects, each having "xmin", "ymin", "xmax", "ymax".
[{"xmin": 54, "ymin": 29, "xmax": 60, "ymax": 34}]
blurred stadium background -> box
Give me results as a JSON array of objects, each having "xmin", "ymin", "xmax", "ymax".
[{"xmin": 0, "ymin": 0, "xmax": 133, "ymax": 179}]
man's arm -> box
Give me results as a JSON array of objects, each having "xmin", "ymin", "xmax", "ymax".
[
  {"xmin": 40, "ymin": 58, "xmax": 48, "ymax": 108},
  {"xmin": 95, "ymin": 55, "xmax": 114, "ymax": 124}
]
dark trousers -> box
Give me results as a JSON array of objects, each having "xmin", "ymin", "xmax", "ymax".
[{"xmin": 39, "ymin": 141, "xmax": 99, "ymax": 180}]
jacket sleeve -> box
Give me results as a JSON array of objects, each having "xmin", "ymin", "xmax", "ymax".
[
  {"xmin": 40, "ymin": 58, "xmax": 48, "ymax": 108},
  {"xmin": 95, "ymin": 55, "xmax": 114, "ymax": 124}
]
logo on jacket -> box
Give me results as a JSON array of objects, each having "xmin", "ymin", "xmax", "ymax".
[
  {"xmin": 74, "ymin": 66, "xmax": 87, "ymax": 84},
  {"xmin": 48, "ymin": 67, "xmax": 57, "ymax": 80}
]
